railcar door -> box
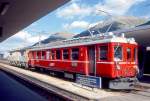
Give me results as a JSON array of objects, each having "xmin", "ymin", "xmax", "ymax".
[{"xmin": 88, "ymin": 46, "xmax": 96, "ymax": 75}]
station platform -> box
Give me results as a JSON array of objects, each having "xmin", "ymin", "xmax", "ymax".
[
  {"xmin": 0, "ymin": 70, "xmax": 46, "ymax": 101},
  {"xmin": 0, "ymin": 63, "xmax": 150, "ymax": 101}
]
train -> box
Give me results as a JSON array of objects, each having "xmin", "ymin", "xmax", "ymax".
[
  {"xmin": 8, "ymin": 32, "xmax": 139, "ymax": 89},
  {"xmin": 8, "ymin": 48, "xmax": 29, "ymax": 68}
]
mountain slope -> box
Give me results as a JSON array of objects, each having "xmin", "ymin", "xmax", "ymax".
[
  {"xmin": 74, "ymin": 16, "xmax": 147, "ymax": 38},
  {"xmin": 33, "ymin": 32, "xmax": 74, "ymax": 46}
]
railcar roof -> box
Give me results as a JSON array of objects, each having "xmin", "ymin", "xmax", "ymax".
[{"xmin": 29, "ymin": 34, "xmax": 137, "ymax": 51}]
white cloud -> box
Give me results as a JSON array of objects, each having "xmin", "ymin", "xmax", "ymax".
[
  {"xmin": 27, "ymin": 35, "xmax": 47, "ymax": 43},
  {"xmin": 56, "ymin": 0, "xmax": 145, "ymax": 19},
  {"xmin": 56, "ymin": 3, "xmax": 92, "ymax": 19},
  {"xmin": 63, "ymin": 20, "xmax": 105, "ymax": 31},
  {"xmin": 63, "ymin": 21, "xmax": 89, "ymax": 30},
  {"xmin": 88, "ymin": 21, "xmax": 104, "ymax": 28},
  {"xmin": 95, "ymin": 0, "xmax": 146, "ymax": 16},
  {"xmin": 10, "ymin": 31, "xmax": 47, "ymax": 44},
  {"xmin": 0, "ymin": 31, "xmax": 48, "ymax": 51},
  {"xmin": 12, "ymin": 31, "xmax": 31, "ymax": 40}
]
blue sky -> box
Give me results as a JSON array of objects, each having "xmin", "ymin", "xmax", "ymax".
[
  {"xmin": 0, "ymin": 0, "xmax": 150, "ymax": 53},
  {"xmin": 24, "ymin": 0, "xmax": 150, "ymax": 34}
]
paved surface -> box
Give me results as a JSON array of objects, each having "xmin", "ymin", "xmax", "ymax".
[
  {"xmin": 0, "ymin": 70, "xmax": 47, "ymax": 101},
  {"xmin": 0, "ymin": 63, "xmax": 150, "ymax": 101},
  {"xmin": 101, "ymin": 93, "xmax": 150, "ymax": 101},
  {"xmin": 0, "ymin": 63, "xmax": 117, "ymax": 101}
]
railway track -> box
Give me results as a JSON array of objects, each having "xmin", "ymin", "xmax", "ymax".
[
  {"xmin": 0, "ymin": 64, "xmax": 71, "ymax": 101},
  {"xmin": 131, "ymin": 83, "xmax": 150, "ymax": 98},
  {"xmin": 0, "ymin": 70, "xmax": 67, "ymax": 101},
  {"xmin": 0, "ymin": 60, "xmax": 150, "ymax": 101},
  {"xmin": 0, "ymin": 62, "xmax": 110, "ymax": 101}
]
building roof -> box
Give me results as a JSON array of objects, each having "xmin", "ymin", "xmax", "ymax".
[{"xmin": 0, "ymin": 0, "xmax": 69, "ymax": 42}]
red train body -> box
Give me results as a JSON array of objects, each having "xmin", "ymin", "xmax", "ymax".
[{"xmin": 28, "ymin": 34, "xmax": 138, "ymax": 82}]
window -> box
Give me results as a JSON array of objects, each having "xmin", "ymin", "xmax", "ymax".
[
  {"xmin": 36, "ymin": 51, "xmax": 41, "ymax": 59},
  {"xmin": 99, "ymin": 46, "xmax": 108, "ymax": 60},
  {"xmin": 29, "ymin": 52, "xmax": 33, "ymax": 59},
  {"xmin": 31, "ymin": 52, "xmax": 34, "ymax": 59},
  {"xmin": 46, "ymin": 51, "xmax": 50, "ymax": 60},
  {"xmin": 127, "ymin": 48, "xmax": 131, "ymax": 60},
  {"xmin": 41, "ymin": 51, "xmax": 45, "ymax": 59},
  {"xmin": 114, "ymin": 46, "xmax": 122, "ymax": 61},
  {"xmin": 134, "ymin": 48, "xmax": 137, "ymax": 61},
  {"xmin": 34, "ymin": 52, "xmax": 36, "ymax": 59},
  {"xmin": 72, "ymin": 48, "xmax": 79, "ymax": 60},
  {"xmin": 56, "ymin": 50, "xmax": 61, "ymax": 59},
  {"xmin": 36, "ymin": 52, "xmax": 38, "ymax": 59},
  {"xmin": 51, "ymin": 50, "xmax": 55, "ymax": 60},
  {"xmin": 63, "ymin": 49, "xmax": 69, "ymax": 59}
]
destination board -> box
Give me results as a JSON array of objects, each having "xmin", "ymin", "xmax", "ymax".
[{"xmin": 76, "ymin": 74, "xmax": 102, "ymax": 88}]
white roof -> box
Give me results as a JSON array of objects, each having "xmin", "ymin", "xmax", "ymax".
[{"xmin": 30, "ymin": 34, "xmax": 137, "ymax": 51}]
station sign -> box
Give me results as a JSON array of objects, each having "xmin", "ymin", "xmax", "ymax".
[{"xmin": 76, "ymin": 74, "xmax": 102, "ymax": 88}]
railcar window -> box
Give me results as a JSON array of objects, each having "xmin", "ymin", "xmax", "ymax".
[
  {"xmin": 56, "ymin": 50, "xmax": 61, "ymax": 59},
  {"xmin": 46, "ymin": 51, "xmax": 50, "ymax": 60},
  {"xmin": 41, "ymin": 51, "xmax": 45, "ymax": 59},
  {"xmin": 32, "ymin": 52, "xmax": 35, "ymax": 59},
  {"xmin": 31, "ymin": 52, "xmax": 34, "ymax": 59},
  {"xmin": 63, "ymin": 49, "xmax": 69, "ymax": 59},
  {"xmin": 127, "ymin": 48, "xmax": 131, "ymax": 60},
  {"xmin": 114, "ymin": 46, "xmax": 122, "ymax": 61},
  {"xmin": 37, "ymin": 51, "xmax": 41, "ymax": 59},
  {"xmin": 35, "ymin": 52, "xmax": 38, "ymax": 59},
  {"xmin": 99, "ymin": 46, "xmax": 108, "ymax": 60},
  {"xmin": 72, "ymin": 48, "xmax": 79, "ymax": 60},
  {"xmin": 29, "ymin": 52, "xmax": 32, "ymax": 59},
  {"xmin": 52, "ymin": 51, "xmax": 55, "ymax": 60},
  {"xmin": 34, "ymin": 52, "xmax": 37, "ymax": 59},
  {"xmin": 134, "ymin": 48, "xmax": 137, "ymax": 61}
]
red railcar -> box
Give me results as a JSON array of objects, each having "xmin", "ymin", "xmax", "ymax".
[{"xmin": 28, "ymin": 33, "xmax": 138, "ymax": 89}]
